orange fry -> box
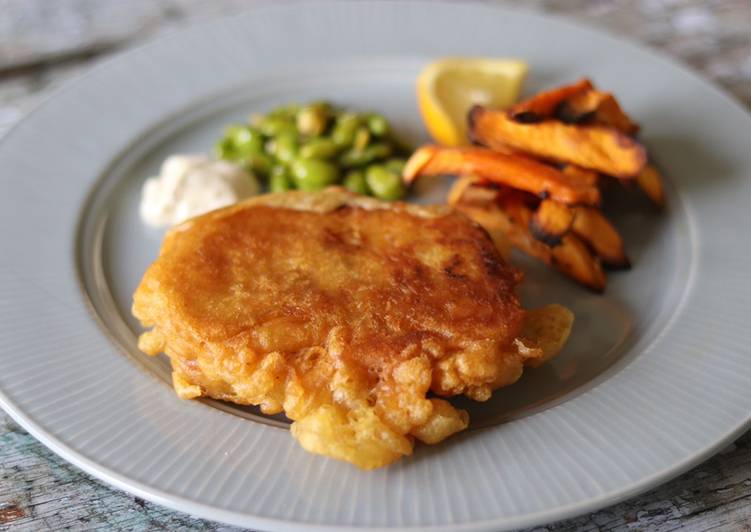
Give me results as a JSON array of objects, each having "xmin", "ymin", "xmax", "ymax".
[
  {"xmin": 530, "ymin": 199, "xmax": 575, "ymax": 245},
  {"xmin": 447, "ymin": 175, "xmax": 488, "ymax": 206},
  {"xmin": 635, "ymin": 164, "xmax": 666, "ymax": 207},
  {"xmin": 508, "ymin": 78, "xmax": 593, "ymax": 122},
  {"xmin": 468, "ymin": 106, "xmax": 647, "ymax": 178},
  {"xmin": 550, "ymin": 234, "xmax": 606, "ymax": 292},
  {"xmin": 561, "ymin": 164, "xmax": 600, "ymax": 187},
  {"xmin": 452, "ymin": 188, "xmax": 606, "ymax": 292},
  {"xmin": 403, "ymin": 145, "xmax": 600, "ymax": 205},
  {"xmin": 450, "ymin": 198, "xmax": 515, "ymax": 259},
  {"xmin": 557, "ymin": 90, "xmax": 639, "ymax": 134},
  {"xmin": 571, "ymin": 207, "xmax": 630, "ymax": 269}
]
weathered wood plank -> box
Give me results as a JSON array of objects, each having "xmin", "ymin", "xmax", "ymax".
[
  {"xmin": 1, "ymin": 1, "xmax": 750, "ymax": 530},
  {"xmin": 0, "ymin": 415, "xmax": 245, "ymax": 531}
]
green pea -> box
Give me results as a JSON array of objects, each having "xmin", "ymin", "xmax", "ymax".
[
  {"xmin": 367, "ymin": 114, "xmax": 389, "ymax": 137},
  {"xmin": 269, "ymin": 132, "xmax": 298, "ymax": 163},
  {"xmin": 297, "ymin": 102, "xmax": 331, "ymax": 136},
  {"xmin": 343, "ymin": 170, "xmax": 369, "ymax": 195},
  {"xmin": 290, "ymin": 158, "xmax": 340, "ymax": 191},
  {"xmin": 331, "ymin": 113, "xmax": 361, "ymax": 147},
  {"xmin": 365, "ymin": 165, "xmax": 405, "ymax": 201},
  {"xmin": 257, "ymin": 116, "xmax": 297, "ymax": 137},
  {"xmin": 269, "ymin": 166, "xmax": 292, "ymax": 193},
  {"xmin": 226, "ymin": 125, "xmax": 263, "ymax": 156},
  {"xmin": 300, "ymin": 138, "xmax": 339, "ymax": 160},
  {"xmin": 339, "ymin": 142, "xmax": 392, "ymax": 167}
]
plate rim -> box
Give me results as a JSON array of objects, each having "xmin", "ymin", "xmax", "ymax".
[{"xmin": 3, "ymin": 393, "xmax": 750, "ymax": 532}]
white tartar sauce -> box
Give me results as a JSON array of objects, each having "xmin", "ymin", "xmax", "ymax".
[{"xmin": 140, "ymin": 155, "xmax": 259, "ymax": 227}]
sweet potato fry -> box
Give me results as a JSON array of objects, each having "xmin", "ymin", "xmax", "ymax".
[
  {"xmin": 450, "ymin": 197, "xmax": 515, "ymax": 259},
  {"xmin": 550, "ymin": 234, "xmax": 606, "ymax": 292},
  {"xmin": 403, "ymin": 145, "xmax": 600, "ymax": 205},
  {"xmin": 453, "ymin": 189, "xmax": 606, "ymax": 291},
  {"xmin": 452, "ymin": 189, "xmax": 549, "ymax": 260},
  {"xmin": 468, "ymin": 106, "xmax": 647, "ymax": 178},
  {"xmin": 508, "ymin": 78, "xmax": 593, "ymax": 122},
  {"xmin": 571, "ymin": 207, "xmax": 629, "ymax": 269},
  {"xmin": 556, "ymin": 90, "xmax": 639, "ymax": 134},
  {"xmin": 561, "ymin": 164, "xmax": 599, "ymax": 187},
  {"xmin": 530, "ymin": 199, "xmax": 575, "ymax": 246},
  {"xmin": 635, "ymin": 164, "xmax": 666, "ymax": 207},
  {"xmin": 447, "ymin": 175, "xmax": 488, "ymax": 206}
]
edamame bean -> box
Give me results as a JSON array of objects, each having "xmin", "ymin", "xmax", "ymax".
[
  {"xmin": 300, "ymin": 138, "xmax": 339, "ymax": 160},
  {"xmin": 290, "ymin": 158, "xmax": 340, "ymax": 191},
  {"xmin": 343, "ymin": 170, "xmax": 369, "ymax": 195},
  {"xmin": 226, "ymin": 125, "xmax": 264, "ymax": 156},
  {"xmin": 365, "ymin": 165, "xmax": 405, "ymax": 201},
  {"xmin": 331, "ymin": 113, "xmax": 360, "ymax": 147},
  {"xmin": 270, "ymin": 164, "xmax": 287, "ymax": 178},
  {"xmin": 269, "ymin": 132, "xmax": 298, "ymax": 163},
  {"xmin": 219, "ymin": 101, "xmax": 412, "ymax": 199},
  {"xmin": 245, "ymin": 152, "xmax": 274, "ymax": 178},
  {"xmin": 267, "ymin": 104, "xmax": 300, "ymax": 120},
  {"xmin": 339, "ymin": 143, "xmax": 392, "ymax": 167},
  {"xmin": 384, "ymin": 158, "xmax": 407, "ymax": 175},
  {"xmin": 269, "ymin": 166, "xmax": 292, "ymax": 192},
  {"xmin": 215, "ymin": 137, "xmax": 238, "ymax": 161},
  {"xmin": 353, "ymin": 127, "xmax": 371, "ymax": 152},
  {"xmin": 257, "ymin": 116, "xmax": 297, "ymax": 137},
  {"xmin": 296, "ymin": 102, "xmax": 331, "ymax": 136},
  {"xmin": 367, "ymin": 114, "xmax": 389, "ymax": 137}
]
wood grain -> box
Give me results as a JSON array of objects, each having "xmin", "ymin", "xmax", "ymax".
[{"xmin": 1, "ymin": 1, "xmax": 750, "ymax": 530}]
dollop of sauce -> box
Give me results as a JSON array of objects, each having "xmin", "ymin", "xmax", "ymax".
[{"xmin": 140, "ymin": 155, "xmax": 259, "ymax": 227}]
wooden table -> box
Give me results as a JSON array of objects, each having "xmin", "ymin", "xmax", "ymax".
[{"xmin": 2, "ymin": 1, "xmax": 750, "ymax": 530}]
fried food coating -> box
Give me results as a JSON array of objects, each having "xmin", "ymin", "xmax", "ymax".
[{"xmin": 133, "ymin": 188, "xmax": 568, "ymax": 469}]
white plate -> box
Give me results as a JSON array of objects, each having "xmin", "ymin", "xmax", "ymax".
[{"xmin": 1, "ymin": 2, "xmax": 751, "ymax": 530}]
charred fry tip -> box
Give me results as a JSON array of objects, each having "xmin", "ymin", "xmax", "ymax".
[
  {"xmin": 552, "ymin": 87, "xmax": 640, "ymax": 135},
  {"xmin": 603, "ymin": 257, "xmax": 632, "ymax": 271},
  {"xmin": 511, "ymin": 111, "xmax": 544, "ymax": 124},
  {"xmin": 529, "ymin": 224, "xmax": 564, "ymax": 247},
  {"xmin": 529, "ymin": 199, "xmax": 575, "ymax": 247},
  {"xmin": 555, "ymin": 105, "xmax": 597, "ymax": 125},
  {"xmin": 588, "ymin": 284, "xmax": 606, "ymax": 295},
  {"xmin": 508, "ymin": 78, "xmax": 595, "ymax": 122}
]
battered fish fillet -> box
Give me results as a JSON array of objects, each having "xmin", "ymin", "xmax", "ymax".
[{"xmin": 133, "ymin": 188, "xmax": 572, "ymax": 469}]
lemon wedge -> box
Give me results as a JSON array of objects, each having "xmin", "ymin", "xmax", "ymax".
[{"xmin": 417, "ymin": 58, "xmax": 528, "ymax": 146}]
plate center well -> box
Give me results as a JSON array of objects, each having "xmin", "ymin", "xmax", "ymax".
[{"xmin": 76, "ymin": 62, "xmax": 692, "ymax": 430}]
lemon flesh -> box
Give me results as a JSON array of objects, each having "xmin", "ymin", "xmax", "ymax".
[{"xmin": 417, "ymin": 58, "xmax": 528, "ymax": 146}]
